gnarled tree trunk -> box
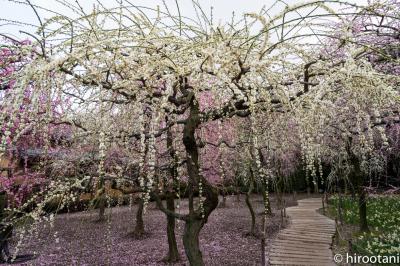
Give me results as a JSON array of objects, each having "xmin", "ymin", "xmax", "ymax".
[
  {"xmin": 183, "ymin": 219, "xmax": 204, "ymax": 266},
  {"xmin": 181, "ymin": 93, "xmax": 219, "ymax": 266}
]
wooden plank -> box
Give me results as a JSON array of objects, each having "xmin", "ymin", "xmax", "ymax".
[
  {"xmin": 270, "ymin": 251, "xmax": 332, "ymax": 259},
  {"xmin": 271, "ymin": 248, "xmax": 332, "ymax": 256},
  {"xmin": 278, "ymin": 234, "xmax": 332, "ymax": 241},
  {"xmin": 271, "ymin": 242, "xmax": 332, "ymax": 249},
  {"xmin": 277, "ymin": 236, "xmax": 332, "ymax": 244},
  {"xmin": 270, "ymin": 261, "xmax": 333, "ymax": 266},
  {"xmin": 281, "ymin": 229, "xmax": 333, "ymax": 234},
  {"xmin": 280, "ymin": 230, "xmax": 334, "ymax": 236},
  {"xmin": 270, "ymin": 256, "xmax": 331, "ymax": 261},
  {"xmin": 279, "ymin": 232, "xmax": 333, "ymax": 239},
  {"xmin": 270, "ymin": 256, "xmax": 332, "ymax": 262},
  {"xmin": 272, "ymin": 240, "xmax": 331, "ymax": 249},
  {"xmin": 270, "ymin": 258, "xmax": 334, "ymax": 264}
]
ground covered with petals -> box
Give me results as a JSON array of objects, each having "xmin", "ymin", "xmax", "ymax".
[{"xmin": 9, "ymin": 194, "xmax": 300, "ymax": 265}]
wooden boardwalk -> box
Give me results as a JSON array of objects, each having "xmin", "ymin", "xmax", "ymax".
[{"xmin": 269, "ymin": 198, "xmax": 336, "ymax": 266}]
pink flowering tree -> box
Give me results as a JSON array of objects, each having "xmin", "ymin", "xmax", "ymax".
[
  {"xmin": 0, "ymin": 39, "xmax": 45, "ymax": 204},
  {"xmin": 0, "ymin": 38, "xmax": 83, "ymax": 262}
]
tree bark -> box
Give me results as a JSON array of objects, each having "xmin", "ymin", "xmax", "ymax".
[
  {"xmin": 183, "ymin": 219, "xmax": 204, "ymax": 266},
  {"xmin": 0, "ymin": 192, "xmax": 6, "ymax": 219},
  {"xmin": 260, "ymin": 215, "xmax": 267, "ymax": 266},
  {"xmin": 246, "ymin": 169, "xmax": 257, "ymax": 236},
  {"xmin": 181, "ymin": 92, "xmax": 219, "ymax": 266},
  {"xmin": 164, "ymin": 191, "xmax": 180, "ymax": 262},
  {"xmin": 236, "ymin": 181, "xmax": 241, "ymax": 202},
  {"xmin": 261, "ymin": 234, "xmax": 266, "ymax": 266},
  {"xmin": 220, "ymin": 187, "xmax": 227, "ymax": 208},
  {"xmin": 257, "ymin": 149, "xmax": 271, "ymax": 215},
  {"xmin": 98, "ymin": 196, "xmax": 106, "ymax": 221},
  {"xmin": 0, "ymin": 192, "xmax": 11, "ymax": 263},
  {"xmin": 133, "ymin": 123, "xmax": 150, "ymax": 235},
  {"xmin": 314, "ymin": 178, "xmax": 319, "ymax": 194},
  {"xmin": 358, "ymin": 188, "xmax": 369, "ymax": 232},
  {"xmin": 347, "ymin": 139, "xmax": 369, "ymax": 233},
  {"xmin": 163, "ymin": 124, "xmax": 180, "ymax": 262},
  {"xmin": 134, "ymin": 198, "xmax": 145, "ymax": 236},
  {"xmin": 338, "ymin": 188, "xmax": 344, "ymax": 224},
  {"xmin": 96, "ymin": 176, "xmax": 106, "ymax": 221},
  {"xmin": 260, "ymin": 180, "xmax": 272, "ymax": 215}
]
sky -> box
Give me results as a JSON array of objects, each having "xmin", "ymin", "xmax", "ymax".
[{"xmin": 0, "ymin": 0, "xmax": 368, "ymax": 39}]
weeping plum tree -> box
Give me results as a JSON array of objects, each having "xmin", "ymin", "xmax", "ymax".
[
  {"xmin": 299, "ymin": 2, "xmax": 400, "ymax": 232},
  {"xmin": 1, "ymin": 0, "xmax": 399, "ymax": 265},
  {"xmin": 295, "ymin": 56, "xmax": 399, "ymax": 232}
]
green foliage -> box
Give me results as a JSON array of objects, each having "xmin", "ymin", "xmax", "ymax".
[{"xmin": 329, "ymin": 195, "xmax": 400, "ymax": 257}]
